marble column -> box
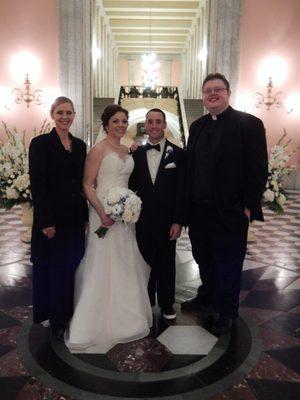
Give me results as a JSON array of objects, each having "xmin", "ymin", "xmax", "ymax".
[
  {"xmin": 164, "ymin": 60, "xmax": 172, "ymax": 86},
  {"xmin": 208, "ymin": 0, "xmax": 242, "ymax": 101},
  {"xmin": 58, "ymin": 0, "xmax": 93, "ymax": 142},
  {"xmin": 128, "ymin": 59, "xmax": 136, "ymax": 86}
]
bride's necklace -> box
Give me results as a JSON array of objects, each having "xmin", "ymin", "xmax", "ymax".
[{"xmin": 106, "ymin": 138, "xmax": 122, "ymax": 148}]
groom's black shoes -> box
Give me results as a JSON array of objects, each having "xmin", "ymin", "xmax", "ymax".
[{"xmin": 162, "ymin": 307, "xmax": 176, "ymax": 320}]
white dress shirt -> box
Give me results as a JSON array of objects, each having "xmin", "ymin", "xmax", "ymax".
[{"xmin": 146, "ymin": 138, "xmax": 166, "ymax": 184}]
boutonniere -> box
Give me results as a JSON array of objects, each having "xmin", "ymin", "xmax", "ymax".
[{"xmin": 164, "ymin": 145, "xmax": 173, "ymax": 159}]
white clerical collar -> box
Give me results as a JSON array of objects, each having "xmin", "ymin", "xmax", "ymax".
[{"xmin": 210, "ymin": 106, "xmax": 231, "ymax": 121}]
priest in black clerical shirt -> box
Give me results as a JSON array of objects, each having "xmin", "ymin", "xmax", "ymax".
[{"xmin": 182, "ymin": 73, "xmax": 268, "ymax": 334}]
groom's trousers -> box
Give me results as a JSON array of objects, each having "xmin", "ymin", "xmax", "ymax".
[{"xmin": 136, "ymin": 224, "xmax": 176, "ymax": 309}]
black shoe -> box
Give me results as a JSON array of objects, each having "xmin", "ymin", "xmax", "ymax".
[
  {"xmin": 161, "ymin": 307, "xmax": 176, "ymax": 320},
  {"xmin": 51, "ymin": 326, "xmax": 65, "ymax": 342},
  {"xmin": 181, "ymin": 296, "xmax": 205, "ymax": 311},
  {"xmin": 211, "ymin": 315, "xmax": 235, "ymax": 335}
]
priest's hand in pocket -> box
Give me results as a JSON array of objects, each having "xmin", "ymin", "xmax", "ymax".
[
  {"xmin": 42, "ymin": 226, "xmax": 56, "ymax": 239},
  {"xmin": 169, "ymin": 223, "xmax": 182, "ymax": 240},
  {"xmin": 244, "ymin": 207, "xmax": 251, "ymax": 221}
]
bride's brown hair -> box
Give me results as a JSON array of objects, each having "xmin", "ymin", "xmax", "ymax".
[{"xmin": 101, "ymin": 105, "xmax": 129, "ymax": 132}]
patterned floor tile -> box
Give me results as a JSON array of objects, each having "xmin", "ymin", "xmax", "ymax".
[
  {"xmin": 0, "ymin": 325, "xmax": 21, "ymax": 347},
  {"xmin": 266, "ymin": 346, "xmax": 300, "ymax": 375},
  {"xmin": 0, "ymin": 349, "xmax": 30, "ymax": 377},
  {"xmin": 252, "ymin": 276, "xmax": 298, "ymax": 291},
  {"xmin": 241, "ymin": 290, "xmax": 300, "ymax": 312},
  {"xmin": 248, "ymin": 352, "xmax": 300, "ymax": 382},
  {"xmin": 157, "ymin": 325, "xmax": 218, "ymax": 355},
  {"xmin": 247, "ymin": 379, "xmax": 300, "ymax": 400},
  {"xmin": 241, "ymin": 307, "xmax": 283, "ymax": 326},
  {"xmin": 285, "ymin": 277, "xmax": 300, "ymax": 290},
  {"xmin": 0, "ymin": 192, "xmax": 299, "ymax": 399},
  {"xmin": 0, "ymin": 376, "xmax": 30, "ymax": 400},
  {"xmin": 260, "ymin": 312, "xmax": 300, "ymax": 338},
  {"xmin": 209, "ymin": 379, "xmax": 257, "ymax": 400},
  {"xmin": 0, "ymin": 311, "xmax": 21, "ymax": 329},
  {"xmin": 260, "ymin": 327, "xmax": 300, "ymax": 351},
  {"xmin": 16, "ymin": 378, "xmax": 74, "ymax": 400},
  {"xmin": 107, "ymin": 337, "xmax": 172, "ymax": 372}
]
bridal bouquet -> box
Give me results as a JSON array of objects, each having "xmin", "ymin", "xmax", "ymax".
[
  {"xmin": 263, "ymin": 130, "xmax": 296, "ymax": 214},
  {"xmin": 95, "ymin": 186, "xmax": 142, "ymax": 238}
]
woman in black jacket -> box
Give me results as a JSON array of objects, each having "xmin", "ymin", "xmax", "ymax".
[{"xmin": 29, "ymin": 96, "xmax": 88, "ymax": 338}]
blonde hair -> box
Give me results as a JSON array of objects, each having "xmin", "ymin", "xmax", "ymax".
[{"xmin": 50, "ymin": 96, "xmax": 75, "ymax": 114}]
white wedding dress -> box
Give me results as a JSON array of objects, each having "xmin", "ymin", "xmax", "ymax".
[{"xmin": 66, "ymin": 152, "xmax": 152, "ymax": 353}]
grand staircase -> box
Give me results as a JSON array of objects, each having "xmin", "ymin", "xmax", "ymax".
[{"xmin": 93, "ymin": 88, "xmax": 204, "ymax": 147}]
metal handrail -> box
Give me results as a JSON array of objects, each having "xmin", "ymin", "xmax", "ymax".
[{"xmin": 117, "ymin": 85, "xmax": 188, "ymax": 147}]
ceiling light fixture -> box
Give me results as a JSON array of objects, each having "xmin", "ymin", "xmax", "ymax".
[{"xmin": 141, "ymin": 7, "xmax": 160, "ymax": 89}]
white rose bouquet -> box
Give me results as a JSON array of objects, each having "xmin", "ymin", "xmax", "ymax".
[
  {"xmin": 0, "ymin": 120, "xmax": 50, "ymax": 209},
  {"xmin": 263, "ymin": 130, "xmax": 296, "ymax": 214},
  {"xmin": 95, "ymin": 186, "xmax": 142, "ymax": 238}
]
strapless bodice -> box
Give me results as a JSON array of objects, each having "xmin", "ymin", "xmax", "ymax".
[{"xmin": 96, "ymin": 152, "xmax": 134, "ymax": 202}]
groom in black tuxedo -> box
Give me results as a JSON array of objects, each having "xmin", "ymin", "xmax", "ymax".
[{"xmin": 129, "ymin": 108, "xmax": 186, "ymax": 319}]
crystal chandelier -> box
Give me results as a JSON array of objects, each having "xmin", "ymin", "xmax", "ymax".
[
  {"xmin": 141, "ymin": 52, "xmax": 160, "ymax": 89},
  {"xmin": 141, "ymin": 8, "xmax": 160, "ymax": 89}
]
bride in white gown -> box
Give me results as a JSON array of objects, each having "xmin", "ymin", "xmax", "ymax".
[{"xmin": 66, "ymin": 105, "xmax": 152, "ymax": 353}]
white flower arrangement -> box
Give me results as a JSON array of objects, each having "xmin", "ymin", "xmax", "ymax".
[
  {"xmin": 95, "ymin": 186, "xmax": 142, "ymax": 238},
  {"xmin": 263, "ymin": 130, "xmax": 296, "ymax": 214},
  {"xmin": 164, "ymin": 145, "xmax": 173, "ymax": 159},
  {"xmin": 0, "ymin": 120, "xmax": 50, "ymax": 209}
]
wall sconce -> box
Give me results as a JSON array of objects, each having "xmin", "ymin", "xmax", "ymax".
[
  {"xmin": 254, "ymin": 77, "xmax": 292, "ymax": 113},
  {"xmin": 11, "ymin": 74, "xmax": 44, "ymax": 108}
]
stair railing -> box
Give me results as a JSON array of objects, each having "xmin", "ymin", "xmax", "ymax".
[{"xmin": 117, "ymin": 85, "xmax": 188, "ymax": 147}]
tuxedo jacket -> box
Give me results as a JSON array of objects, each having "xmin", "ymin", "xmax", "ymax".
[
  {"xmin": 129, "ymin": 140, "xmax": 186, "ymax": 232},
  {"xmin": 29, "ymin": 128, "xmax": 88, "ymax": 230},
  {"xmin": 186, "ymin": 106, "xmax": 268, "ymax": 225}
]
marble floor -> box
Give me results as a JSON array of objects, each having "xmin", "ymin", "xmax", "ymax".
[{"xmin": 0, "ymin": 191, "xmax": 299, "ymax": 399}]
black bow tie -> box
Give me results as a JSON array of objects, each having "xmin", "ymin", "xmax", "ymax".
[{"xmin": 145, "ymin": 143, "xmax": 160, "ymax": 152}]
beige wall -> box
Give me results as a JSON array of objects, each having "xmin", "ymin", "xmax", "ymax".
[
  {"xmin": 238, "ymin": 0, "xmax": 300, "ymax": 175},
  {"xmin": 119, "ymin": 59, "xmax": 129, "ymax": 85},
  {"xmin": 171, "ymin": 60, "xmax": 182, "ymax": 87},
  {"xmin": 0, "ymin": 0, "xmax": 59, "ymax": 143}
]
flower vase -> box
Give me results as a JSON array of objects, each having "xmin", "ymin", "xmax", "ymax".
[{"xmin": 20, "ymin": 202, "xmax": 33, "ymax": 243}]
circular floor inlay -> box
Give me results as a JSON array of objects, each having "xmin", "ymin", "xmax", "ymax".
[{"xmin": 17, "ymin": 308, "xmax": 261, "ymax": 399}]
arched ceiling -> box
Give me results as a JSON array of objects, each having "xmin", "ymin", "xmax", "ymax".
[{"xmin": 102, "ymin": 0, "xmax": 200, "ymax": 55}]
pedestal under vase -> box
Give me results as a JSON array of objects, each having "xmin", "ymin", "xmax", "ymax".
[{"xmin": 21, "ymin": 202, "xmax": 33, "ymax": 243}]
